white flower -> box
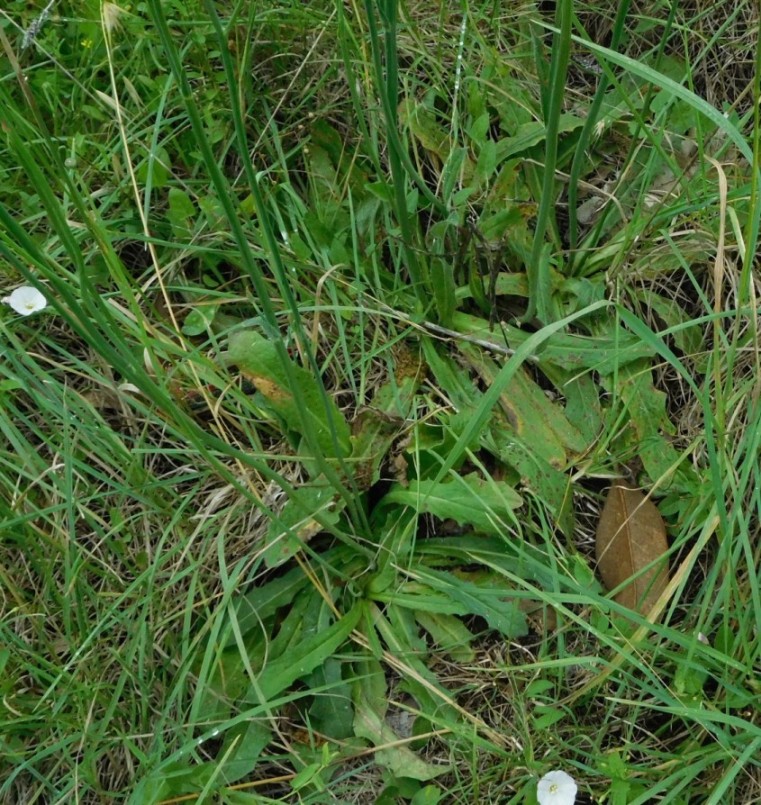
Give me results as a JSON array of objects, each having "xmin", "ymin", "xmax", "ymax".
[
  {"xmin": 3, "ymin": 286, "xmax": 48, "ymax": 316},
  {"xmin": 537, "ymin": 770, "xmax": 577, "ymax": 805}
]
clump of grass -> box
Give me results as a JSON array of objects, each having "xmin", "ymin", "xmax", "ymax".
[{"xmin": 0, "ymin": 0, "xmax": 759, "ymax": 803}]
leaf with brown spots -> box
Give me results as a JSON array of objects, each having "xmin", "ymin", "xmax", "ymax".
[
  {"xmin": 595, "ymin": 482, "xmax": 669, "ymax": 614},
  {"xmin": 226, "ymin": 329, "xmax": 351, "ymax": 458}
]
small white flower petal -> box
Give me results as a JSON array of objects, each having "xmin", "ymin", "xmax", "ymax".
[
  {"xmin": 537, "ymin": 770, "xmax": 578, "ymax": 805},
  {"xmin": 3, "ymin": 286, "xmax": 47, "ymax": 316}
]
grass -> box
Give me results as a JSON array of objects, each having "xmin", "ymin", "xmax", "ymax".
[{"xmin": 0, "ymin": 0, "xmax": 759, "ymax": 802}]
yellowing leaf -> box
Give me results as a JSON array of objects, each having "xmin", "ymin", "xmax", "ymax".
[
  {"xmin": 227, "ymin": 330, "xmax": 351, "ymax": 459},
  {"xmin": 595, "ymin": 482, "xmax": 669, "ymax": 614},
  {"xmin": 460, "ymin": 344, "xmax": 588, "ymax": 466}
]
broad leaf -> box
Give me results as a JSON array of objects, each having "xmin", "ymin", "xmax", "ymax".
[
  {"xmin": 265, "ymin": 589, "xmax": 316, "ymax": 662},
  {"xmin": 167, "ymin": 187, "xmax": 195, "ymax": 239},
  {"xmin": 243, "ymin": 604, "xmax": 362, "ymax": 703},
  {"xmin": 368, "ymin": 604, "xmax": 461, "ymax": 724},
  {"xmin": 181, "ymin": 305, "xmax": 217, "ymax": 336},
  {"xmin": 354, "ymin": 695, "xmax": 449, "ymax": 781},
  {"xmin": 381, "ymin": 472, "xmax": 522, "ymax": 533},
  {"xmin": 595, "ymin": 482, "xmax": 669, "ymax": 614},
  {"xmin": 225, "ymin": 565, "xmax": 310, "ymax": 648},
  {"xmin": 486, "ymin": 423, "xmax": 574, "ymax": 535},
  {"xmin": 137, "ymin": 144, "xmax": 170, "ymax": 188},
  {"xmin": 412, "ymin": 567, "xmax": 528, "ymax": 639},
  {"xmin": 422, "ymin": 341, "xmax": 573, "ymax": 533},
  {"xmin": 565, "ymin": 29, "xmax": 753, "ymax": 162},
  {"xmin": 354, "ymin": 652, "xmax": 388, "ymax": 721},
  {"xmin": 308, "ymin": 658, "xmax": 355, "ymax": 740},
  {"xmin": 226, "ymin": 330, "xmax": 351, "ymax": 459},
  {"xmin": 494, "ymin": 114, "xmax": 585, "ymax": 161},
  {"xmin": 455, "ymin": 270, "xmax": 529, "ymax": 301},
  {"xmin": 417, "ymin": 535, "xmax": 557, "ymax": 592},
  {"xmin": 603, "ymin": 360, "xmax": 691, "ymax": 488},
  {"xmin": 415, "ymin": 611, "xmax": 476, "ymax": 662},
  {"xmin": 539, "ymin": 364, "xmax": 603, "ymax": 446},
  {"xmin": 460, "ymin": 344, "xmax": 587, "ymax": 465},
  {"xmin": 399, "ymin": 98, "xmax": 454, "ymax": 164},
  {"xmin": 376, "ymin": 581, "xmax": 474, "ymax": 618},
  {"xmin": 350, "ymin": 364, "xmax": 420, "ymax": 489},
  {"xmin": 633, "ymin": 288, "xmax": 703, "ymax": 360},
  {"xmin": 264, "ymin": 483, "xmax": 342, "ymax": 567},
  {"xmin": 430, "ymin": 257, "xmax": 456, "ymax": 325},
  {"xmin": 451, "ymin": 312, "xmax": 654, "ymax": 373},
  {"xmin": 217, "ymin": 720, "xmax": 272, "ymax": 785}
]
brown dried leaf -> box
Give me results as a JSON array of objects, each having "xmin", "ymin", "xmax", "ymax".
[{"xmin": 595, "ymin": 482, "xmax": 669, "ymax": 614}]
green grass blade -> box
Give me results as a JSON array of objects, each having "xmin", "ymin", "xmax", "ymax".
[
  {"xmin": 566, "ymin": 0, "xmax": 632, "ymax": 258},
  {"xmin": 526, "ymin": 0, "xmax": 573, "ymax": 322}
]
